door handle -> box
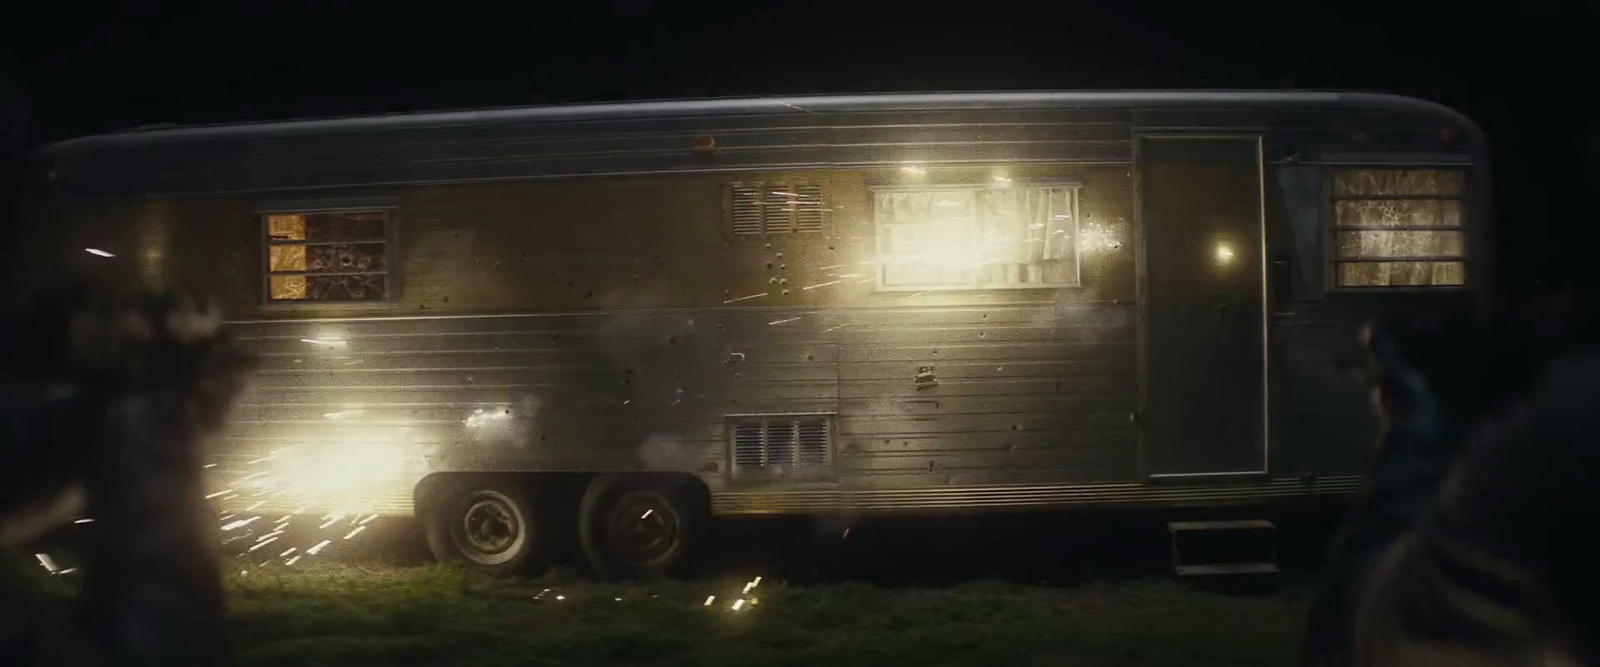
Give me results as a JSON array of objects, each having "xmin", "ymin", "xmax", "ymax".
[{"xmin": 1271, "ymin": 253, "xmax": 1294, "ymax": 317}]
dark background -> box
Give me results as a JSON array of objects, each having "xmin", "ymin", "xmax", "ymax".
[{"xmin": 2, "ymin": 1, "xmax": 1594, "ymax": 306}]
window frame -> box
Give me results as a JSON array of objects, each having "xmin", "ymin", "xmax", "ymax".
[
  {"xmin": 1324, "ymin": 167, "xmax": 1469, "ymax": 291},
  {"xmin": 869, "ymin": 181, "xmax": 1083, "ymax": 292},
  {"xmin": 259, "ymin": 206, "xmax": 399, "ymax": 305}
]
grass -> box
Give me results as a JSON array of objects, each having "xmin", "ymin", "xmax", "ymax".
[{"xmin": 215, "ymin": 564, "xmax": 1311, "ymax": 667}]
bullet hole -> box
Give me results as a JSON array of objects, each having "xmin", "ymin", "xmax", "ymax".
[
  {"xmin": 996, "ymin": 366, "xmax": 1004, "ymax": 371},
  {"xmin": 734, "ymin": 372, "xmax": 741, "ymax": 379},
  {"xmin": 584, "ymin": 291, "xmax": 593, "ymax": 299},
  {"xmin": 1010, "ymin": 423, "xmax": 1021, "ymax": 431},
  {"xmin": 626, "ymin": 367, "xmax": 635, "ymax": 374},
  {"xmin": 442, "ymin": 296, "xmax": 449, "ymax": 303},
  {"xmin": 776, "ymin": 252, "xmax": 784, "ymax": 258},
  {"xmin": 673, "ymin": 373, "xmax": 681, "ymax": 379},
  {"xmin": 806, "ymin": 353, "xmax": 814, "ymax": 361},
  {"xmin": 419, "ymin": 304, "xmax": 428, "ymax": 310},
  {"xmin": 765, "ymin": 243, "xmax": 772, "ymax": 250},
  {"xmin": 667, "ymin": 336, "xmax": 677, "ymax": 345},
  {"xmin": 451, "ymin": 232, "xmax": 459, "ymax": 238},
  {"xmin": 782, "ymin": 289, "xmax": 790, "ymax": 295},
  {"xmin": 828, "ymin": 246, "xmax": 835, "ymax": 250},
  {"xmin": 766, "ymin": 262, "xmax": 774, "ymax": 270},
  {"xmin": 779, "ymin": 278, "xmax": 788, "ymax": 285},
  {"xmin": 982, "ymin": 313, "xmax": 989, "ymax": 319},
  {"xmin": 884, "ymin": 439, "xmax": 890, "ymax": 444},
  {"xmin": 979, "ymin": 332, "xmax": 986, "ymax": 338},
  {"xmin": 932, "ymin": 349, "xmax": 939, "ymax": 355},
  {"xmin": 503, "ymin": 409, "xmax": 510, "ymax": 415},
  {"xmin": 632, "ymin": 275, "xmax": 640, "ymax": 283},
  {"xmin": 541, "ymin": 434, "xmax": 548, "ymax": 441},
  {"xmin": 769, "ymin": 277, "xmax": 778, "ymax": 284},
  {"xmin": 780, "ymin": 264, "xmax": 787, "ymax": 270},
  {"xmin": 717, "ymin": 323, "xmax": 725, "ymax": 330}
]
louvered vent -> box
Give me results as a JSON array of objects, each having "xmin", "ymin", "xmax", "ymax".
[
  {"xmin": 729, "ymin": 183, "xmax": 824, "ymax": 236},
  {"xmin": 729, "ymin": 415, "xmax": 833, "ymax": 474},
  {"xmin": 793, "ymin": 185, "xmax": 824, "ymax": 233},
  {"xmin": 731, "ymin": 186, "xmax": 764, "ymax": 236}
]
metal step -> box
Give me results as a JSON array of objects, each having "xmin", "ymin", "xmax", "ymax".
[
  {"xmin": 1169, "ymin": 518, "xmax": 1278, "ymax": 577},
  {"xmin": 1175, "ymin": 562, "xmax": 1280, "ymax": 576}
]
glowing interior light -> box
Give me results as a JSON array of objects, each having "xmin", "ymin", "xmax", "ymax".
[
  {"xmin": 1214, "ymin": 242, "xmax": 1236, "ymax": 264},
  {"xmin": 84, "ymin": 248, "xmax": 114, "ymax": 257}
]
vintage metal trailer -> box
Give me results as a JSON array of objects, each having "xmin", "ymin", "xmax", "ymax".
[{"xmin": 25, "ymin": 91, "xmax": 1487, "ymax": 575}]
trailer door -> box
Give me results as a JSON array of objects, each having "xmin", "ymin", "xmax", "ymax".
[{"xmin": 1138, "ymin": 136, "xmax": 1267, "ymax": 478}]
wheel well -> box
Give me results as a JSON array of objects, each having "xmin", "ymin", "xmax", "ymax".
[{"xmin": 413, "ymin": 471, "xmax": 708, "ymax": 518}]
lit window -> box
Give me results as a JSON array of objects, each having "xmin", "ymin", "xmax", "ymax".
[
  {"xmin": 264, "ymin": 210, "xmax": 392, "ymax": 302},
  {"xmin": 1331, "ymin": 169, "xmax": 1466, "ymax": 288},
  {"xmin": 874, "ymin": 185, "xmax": 1080, "ymax": 290}
]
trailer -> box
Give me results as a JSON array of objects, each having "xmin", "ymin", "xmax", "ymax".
[{"xmin": 23, "ymin": 91, "xmax": 1488, "ymax": 576}]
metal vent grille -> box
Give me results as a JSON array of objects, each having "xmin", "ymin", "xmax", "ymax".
[
  {"xmin": 793, "ymin": 185, "xmax": 824, "ymax": 233},
  {"xmin": 731, "ymin": 186, "xmax": 764, "ymax": 236},
  {"xmin": 729, "ymin": 415, "xmax": 832, "ymax": 473},
  {"xmin": 729, "ymin": 183, "xmax": 824, "ymax": 236}
]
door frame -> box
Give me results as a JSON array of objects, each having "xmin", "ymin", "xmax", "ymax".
[{"xmin": 1133, "ymin": 133, "xmax": 1271, "ymax": 481}]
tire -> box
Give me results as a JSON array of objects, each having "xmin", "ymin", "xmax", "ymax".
[
  {"xmin": 578, "ymin": 474, "xmax": 706, "ymax": 579},
  {"xmin": 423, "ymin": 477, "xmax": 543, "ymax": 577}
]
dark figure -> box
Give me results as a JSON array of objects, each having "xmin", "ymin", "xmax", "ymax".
[
  {"xmin": 1305, "ymin": 312, "xmax": 1598, "ymax": 666},
  {"xmin": 0, "ymin": 280, "xmax": 250, "ymax": 667}
]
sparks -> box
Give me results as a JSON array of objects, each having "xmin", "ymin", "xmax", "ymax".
[
  {"xmin": 768, "ymin": 317, "xmax": 801, "ymax": 326},
  {"xmin": 203, "ymin": 463, "xmax": 218, "ymax": 469},
  {"xmin": 246, "ymin": 537, "xmax": 280, "ymax": 552},
  {"xmin": 57, "ymin": 567, "xmax": 78, "ymax": 575},
  {"xmin": 35, "ymin": 553, "xmax": 59, "ymax": 573},
  {"xmin": 343, "ymin": 526, "xmax": 366, "ymax": 540},
  {"xmin": 823, "ymin": 323, "xmax": 850, "ymax": 333},
  {"xmin": 279, "ymin": 547, "xmax": 298, "ymax": 558},
  {"xmin": 555, "ymin": 595, "xmax": 566, "ymax": 601},
  {"xmin": 84, "ymin": 248, "xmax": 115, "ymax": 258},
  {"xmin": 801, "ymin": 280, "xmax": 843, "ymax": 290},
  {"xmin": 856, "ymin": 277, "xmax": 876, "ymax": 284},
  {"xmin": 317, "ymin": 516, "xmax": 341, "ymax": 530},
  {"xmin": 255, "ymin": 530, "xmax": 285, "ymax": 542},
  {"xmin": 722, "ymin": 292, "xmax": 768, "ymax": 304},
  {"xmin": 244, "ymin": 501, "xmax": 266, "ymax": 511},
  {"xmin": 731, "ymin": 599, "xmax": 746, "ymax": 611},
  {"xmin": 818, "ymin": 264, "xmax": 846, "ymax": 270},
  {"xmin": 703, "ymin": 595, "xmax": 716, "ymax": 607},
  {"xmin": 285, "ymin": 555, "xmax": 302, "ymax": 566},
  {"xmin": 358, "ymin": 514, "xmax": 379, "ymax": 525},
  {"xmin": 204, "ymin": 489, "xmax": 234, "ymax": 499},
  {"xmin": 73, "ymin": 518, "xmax": 94, "ymax": 524},
  {"xmin": 306, "ymin": 539, "xmax": 332, "ymax": 556},
  {"xmin": 220, "ymin": 516, "xmax": 261, "ymax": 531},
  {"xmin": 640, "ymin": 509, "xmax": 654, "ymax": 520}
]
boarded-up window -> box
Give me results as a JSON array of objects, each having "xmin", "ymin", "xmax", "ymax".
[
  {"xmin": 265, "ymin": 210, "xmax": 393, "ymax": 301},
  {"xmin": 1332, "ymin": 169, "xmax": 1466, "ymax": 288},
  {"xmin": 729, "ymin": 183, "xmax": 824, "ymax": 236},
  {"xmin": 873, "ymin": 185, "xmax": 1080, "ymax": 290}
]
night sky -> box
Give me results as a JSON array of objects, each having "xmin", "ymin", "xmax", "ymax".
[{"xmin": 3, "ymin": 1, "xmax": 1594, "ymax": 302}]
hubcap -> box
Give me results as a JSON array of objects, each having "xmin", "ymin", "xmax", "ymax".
[
  {"xmin": 454, "ymin": 491, "xmax": 524, "ymax": 565},
  {"xmin": 606, "ymin": 492, "xmax": 680, "ymax": 567}
]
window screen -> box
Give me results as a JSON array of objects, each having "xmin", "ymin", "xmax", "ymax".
[
  {"xmin": 1331, "ymin": 169, "xmax": 1466, "ymax": 288},
  {"xmin": 874, "ymin": 185, "xmax": 1080, "ymax": 290},
  {"xmin": 264, "ymin": 210, "xmax": 393, "ymax": 302}
]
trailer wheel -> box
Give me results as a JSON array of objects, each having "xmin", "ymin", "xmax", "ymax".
[
  {"xmin": 578, "ymin": 475, "xmax": 705, "ymax": 579},
  {"xmin": 423, "ymin": 477, "xmax": 542, "ymax": 577}
]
